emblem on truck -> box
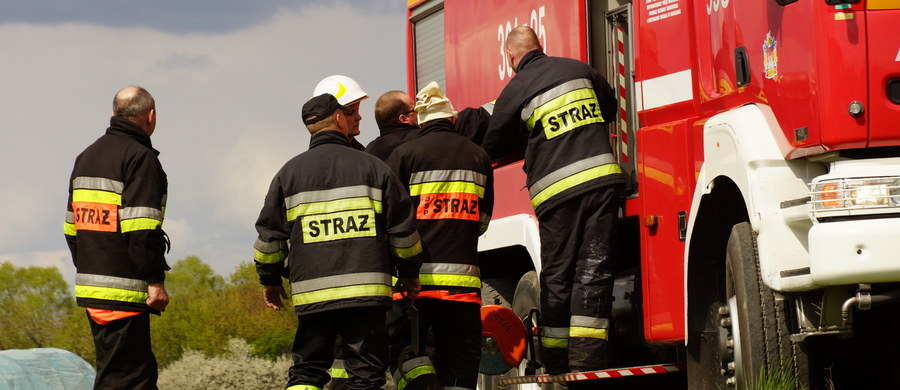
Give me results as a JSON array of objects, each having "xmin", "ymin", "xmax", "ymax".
[{"xmin": 763, "ymin": 32, "xmax": 778, "ymax": 79}]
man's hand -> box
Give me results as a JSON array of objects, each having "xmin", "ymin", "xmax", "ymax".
[
  {"xmin": 264, "ymin": 285, "xmax": 288, "ymax": 310},
  {"xmin": 147, "ymin": 282, "xmax": 170, "ymax": 312},
  {"xmin": 394, "ymin": 277, "xmax": 421, "ymax": 298}
]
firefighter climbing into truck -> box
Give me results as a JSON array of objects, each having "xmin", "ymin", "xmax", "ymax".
[{"xmin": 403, "ymin": 0, "xmax": 900, "ymax": 388}]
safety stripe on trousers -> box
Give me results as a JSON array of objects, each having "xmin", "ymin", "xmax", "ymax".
[
  {"xmin": 529, "ymin": 154, "xmax": 621, "ymax": 209},
  {"xmin": 395, "ymin": 357, "xmax": 437, "ymax": 390},
  {"xmin": 570, "ymin": 316, "xmax": 610, "ymax": 340},
  {"xmin": 253, "ymin": 238, "xmax": 288, "ymax": 264},
  {"xmin": 328, "ymin": 359, "xmax": 348, "ymax": 379},
  {"xmin": 286, "ymin": 385, "xmax": 322, "ymax": 390},
  {"xmin": 542, "ymin": 326, "xmax": 569, "ymax": 349}
]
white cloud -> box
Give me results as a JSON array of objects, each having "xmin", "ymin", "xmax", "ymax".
[{"xmin": 0, "ymin": 3, "xmax": 407, "ymax": 280}]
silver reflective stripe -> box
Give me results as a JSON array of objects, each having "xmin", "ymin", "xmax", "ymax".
[
  {"xmin": 480, "ymin": 212, "xmax": 491, "ymax": 226},
  {"xmin": 73, "ymin": 177, "xmax": 124, "ymax": 193},
  {"xmin": 390, "ymin": 231, "xmax": 421, "ymax": 249},
  {"xmin": 570, "ymin": 316, "xmax": 609, "ymax": 329},
  {"xmin": 543, "ymin": 326, "xmax": 569, "ymax": 338},
  {"xmin": 528, "ymin": 154, "xmax": 617, "ymax": 196},
  {"xmin": 161, "ymin": 194, "xmax": 168, "ymax": 206},
  {"xmin": 120, "ymin": 207, "xmax": 162, "ymax": 221},
  {"xmin": 290, "ymin": 272, "xmax": 391, "ymax": 294},
  {"xmin": 65, "ymin": 211, "xmax": 75, "ymax": 224},
  {"xmin": 420, "ymin": 263, "xmax": 480, "ymax": 277},
  {"xmin": 481, "ymin": 101, "xmax": 495, "ymax": 115},
  {"xmin": 284, "ymin": 185, "xmax": 382, "ymax": 210},
  {"xmin": 75, "ymin": 273, "xmax": 148, "ymax": 292},
  {"xmin": 520, "ymin": 78, "xmax": 593, "ymax": 122},
  {"xmin": 254, "ymin": 238, "xmax": 286, "ymax": 253},
  {"xmin": 409, "ymin": 170, "xmax": 486, "ymax": 186},
  {"xmin": 400, "ymin": 356, "xmax": 433, "ymax": 372},
  {"xmin": 444, "ymin": 387, "xmax": 476, "ymax": 390},
  {"xmin": 331, "ymin": 359, "xmax": 345, "ymax": 370}
]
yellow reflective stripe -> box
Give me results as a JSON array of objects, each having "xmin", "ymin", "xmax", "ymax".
[
  {"xmin": 64, "ymin": 222, "xmax": 77, "ymax": 236},
  {"xmin": 531, "ymin": 164, "xmax": 622, "ymax": 209},
  {"xmin": 287, "ymin": 197, "xmax": 382, "ymax": 221},
  {"xmin": 329, "ymin": 368, "xmax": 348, "ymax": 379},
  {"xmin": 396, "ymin": 365, "xmax": 437, "ymax": 390},
  {"xmin": 419, "ymin": 273, "xmax": 481, "ymax": 288},
  {"xmin": 391, "ymin": 240, "xmax": 422, "ymax": 259},
  {"xmin": 120, "ymin": 218, "xmax": 161, "ymax": 233},
  {"xmin": 74, "ymin": 285, "xmax": 149, "ymax": 304},
  {"xmin": 525, "ymin": 88, "xmax": 606, "ymax": 140},
  {"xmin": 570, "ymin": 326, "xmax": 609, "ymax": 340},
  {"xmin": 254, "ymin": 248, "xmax": 287, "ymax": 264},
  {"xmin": 286, "ymin": 385, "xmax": 322, "ymax": 390},
  {"xmin": 72, "ymin": 189, "xmax": 122, "ymax": 205},
  {"xmin": 292, "ymin": 284, "xmax": 392, "ymax": 306},
  {"xmin": 542, "ymin": 337, "xmax": 569, "ymax": 349},
  {"xmin": 409, "ymin": 181, "xmax": 485, "ymax": 197}
]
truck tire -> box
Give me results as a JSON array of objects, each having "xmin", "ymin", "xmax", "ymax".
[
  {"xmin": 482, "ymin": 278, "xmax": 516, "ymax": 308},
  {"xmin": 688, "ymin": 222, "xmax": 808, "ymax": 389}
]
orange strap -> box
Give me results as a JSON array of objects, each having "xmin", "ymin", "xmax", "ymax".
[
  {"xmin": 392, "ymin": 291, "xmax": 481, "ymax": 304},
  {"xmin": 86, "ymin": 308, "xmax": 141, "ymax": 325}
]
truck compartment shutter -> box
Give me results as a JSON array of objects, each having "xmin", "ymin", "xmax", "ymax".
[{"xmin": 413, "ymin": 7, "xmax": 446, "ymax": 92}]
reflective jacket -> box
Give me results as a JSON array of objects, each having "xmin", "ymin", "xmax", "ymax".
[
  {"xmin": 254, "ymin": 130, "xmax": 423, "ymax": 315},
  {"xmin": 387, "ymin": 119, "xmax": 494, "ymax": 303},
  {"xmin": 64, "ymin": 116, "xmax": 170, "ymax": 314},
  {"xmin": 483, "ymin": 50, "xmax": 625, "ymax": 216}
]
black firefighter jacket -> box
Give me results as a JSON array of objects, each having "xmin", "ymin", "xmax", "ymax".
[
  {"xmin": 386, "ymin": 119, "xmax": 494, "ymax": 301},
  {"xmin": 64, "ymin": 116, "xmax": 170, "ymax": 314},
  {"xmin": 482, "ymin": 50, "xmax": 625, "ymax": 216},
  {"xmin": 254, "ymin": 130, "xmax": 423, "ymax": 315}
]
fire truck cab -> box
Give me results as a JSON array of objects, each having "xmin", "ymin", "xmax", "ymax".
[{"xmin": 404, "ymin": 0, "xmax": 900, "ymax": 388}]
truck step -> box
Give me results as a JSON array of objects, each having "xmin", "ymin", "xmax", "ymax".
[{"xmin": 498, "ymin": 363, "xmax": 686, "ymax": 385}]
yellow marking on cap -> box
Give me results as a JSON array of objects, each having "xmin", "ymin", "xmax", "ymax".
[{"xmin": 336, "ymin": 82, "xmax": 347, "ymax": 99}]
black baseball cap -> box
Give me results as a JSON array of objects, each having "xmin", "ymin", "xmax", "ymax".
[{"xmin": 302, "ymin": 94, "xmax": 351, "ymax": 125}]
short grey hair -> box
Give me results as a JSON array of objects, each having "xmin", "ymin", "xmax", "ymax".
[{"xmin": 113, "ymin": 86, "xmax": 155, "ymax": 118}]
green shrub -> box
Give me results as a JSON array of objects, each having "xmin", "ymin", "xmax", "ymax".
[{"xmin": 158, "ymin": 338, "xmax": 290, "ymax": 389}]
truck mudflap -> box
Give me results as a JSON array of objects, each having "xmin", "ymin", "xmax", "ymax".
[{"xmin": 497, "ymin": 363, "xmax": 686, "ymax": 385}]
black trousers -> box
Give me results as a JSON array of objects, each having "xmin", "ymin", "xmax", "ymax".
[
  {"xmin": 289, "ymin": 306, "xmax": 389, "ymax": 390},
  {"xmin": 88, "ymin": 312, "xmax": 158, "ymax": 390},
  {"xmin": 388, "ymin": 299, "xmax": 481, "ymax": 389},
  {"xmin": 538, "ymin": 185, "xmax": 621, "ymax": 374}
]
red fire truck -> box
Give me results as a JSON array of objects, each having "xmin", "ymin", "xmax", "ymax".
[{"xmin": 404, "ymin": 0, "xmax": 900, "ymax": 388}]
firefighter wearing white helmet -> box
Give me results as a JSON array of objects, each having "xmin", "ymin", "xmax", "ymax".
[{"xmin": 314, "ymin": 75, "xmax": 368, "ymax": 149}]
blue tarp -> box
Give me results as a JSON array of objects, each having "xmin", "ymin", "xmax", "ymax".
[{"xmin": 0, "ymin": 348, "xmax": 94, "ymax": 390}]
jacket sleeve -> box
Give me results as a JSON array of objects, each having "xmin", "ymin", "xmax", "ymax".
[
  {"xmin": 479, "ymin": 152, "xmax": 495, "ymax": 234},
  {"xmin": 455, "ymin": 106, "xmax": 492, "ymax": 145},
  {"xmin": 122, "ymin": 151, "xmax": 170, "ymax": 284},
  {"xmin": 590, "ymin": 67, "xmax": 618, "ymax": 124},
  {"xmin": 482, "ymin": 85, "xmax": 526, "ymax": 160},
  {"xmin": 64, "ymin": 169, "xmax": 78, "ymax": 267},
  {"xmin": 254, "ymin": 173, "xmax": 290, "ymax": 286},
  {"xmin": 380, "ymin": 159, "xmax": 423, "ymax": 279}
]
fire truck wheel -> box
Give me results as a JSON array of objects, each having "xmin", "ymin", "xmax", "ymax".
[
  {"xmin": 724, "ymin": 222, "xmax": 808, "ymax": 389},
  {"xmin": 482, "ymin": 278, "xmax": 516, "ymax": 308}
]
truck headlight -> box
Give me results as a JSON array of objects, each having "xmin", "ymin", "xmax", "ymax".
[{"xmin": 811, "ymin": 177, "xmax": 900, "ymax": 212}]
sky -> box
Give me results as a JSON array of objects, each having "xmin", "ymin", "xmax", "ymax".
[{"xmin": 0, "ymin": 0, "xmax": 410, "ymax": 286}]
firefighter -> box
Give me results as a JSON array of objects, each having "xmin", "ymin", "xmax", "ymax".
[
  {"xmin": 365, "ymin": 90, "xmax": 420, "ymax": 162},
  {"xmin": 386, "ymin": 81, "xmax": 495, "ymax": 390},
  {"xmin": 313, "ymin": 75, "xmax": 368, "ymax": 151},
  {"xmin": 254, "ymin": 93, "xmax": 423, "ymax": 390},
  {"xmin": 482, "ymin": 26, "xmax": 625, "ymax": 378},
  {"xmin": 64, "ymin": 86, "xmax": 170, "ymax": 390}
]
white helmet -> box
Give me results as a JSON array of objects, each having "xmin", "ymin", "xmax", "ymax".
[{"xmin": 313, "ymin": 75, "xmax": 368, "ymax": 106}]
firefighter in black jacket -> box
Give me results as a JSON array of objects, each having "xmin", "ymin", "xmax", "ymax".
[
  {"xmin": 482, "ymin": 26, "xmax": 625, "ymax": 378},
  {"xmin": 254, "ymin": 93, "xmax": 424, "ymax": 390},
  {"xmin": 365, "ymin": 90, "xmax": 420, "ymax": 161},
  {"xmin": 64, "ymin": 86, "xmax": 170, "ymax": 390},
  {"xmin": 386, "ymin": 81, "xmax": 494, "ymax": 389}
]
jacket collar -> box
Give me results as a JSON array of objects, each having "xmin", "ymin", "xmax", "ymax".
[
  {"xmin": 418, "ymin": 118, "xmax": 454, "ymax": 136},
  {"xmin": 107, "ymin": 116, "xmax": 156, "ymax": 153},
  {"xmin": 309, "ymin": 130, "xmax": 352, "ymax": 149},
  {"xmin": 377, "ymin": 122, "xmax": 419, "ymax": 137},
  {"xmin": 517, "ymin": 49, "xmax": 545, "ymax": 73}
]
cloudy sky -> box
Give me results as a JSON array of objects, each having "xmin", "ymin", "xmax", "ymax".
[{"xmin": 0, "ymin": 0, "xmax": 409, "ymax": 285}]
